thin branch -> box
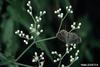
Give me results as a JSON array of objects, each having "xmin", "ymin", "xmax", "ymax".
[
  {"xmin": 13, "ymin": 62, "xmax": 33, "ymax": 67},
  {"xmin": 15, "ymin": 36, "xmax": 56, "ymax": 61},
  {"xmin": 58, "ymin": 52, "xmax": 68, "ymax": 67},
  {"xmin": 15, "ymin": 41, "xmax": 35, "ymax": 61},
  {"xmin": 56, "ymin": 12, "xmax": 69, "ymax": 36}
]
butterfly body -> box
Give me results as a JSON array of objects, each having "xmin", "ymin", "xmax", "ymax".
[{"xmin": 56, "ymin": 30, "xmax": 81, "ymax": 44}]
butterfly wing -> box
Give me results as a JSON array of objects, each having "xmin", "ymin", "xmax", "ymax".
[
  {"xmin": 56, "ymin": 30, "xmax": 69, "ymax": 43},
  {"xmin": 57, "ymin": 30, "xmax": 81, "ymax": 44},
  {"xmin": 66, "ymin": 32, "xmax": 81, "ymax": 44}
]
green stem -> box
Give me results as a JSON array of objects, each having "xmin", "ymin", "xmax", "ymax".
[
  {"xmin": 56, "ymin": 12, "xmax": 69, "ymax": 36},
  {"xmin": 15, "ymin": 41, "xmax": 35, "ymax": 61},
  {"xmin": 66, "ymin": 58, "xmax": 78, "ymax": 67},
  {"xmin": 13, "ymin": 62, "xmax": 33, "ymax": 67},
  {"xmin": 16, "ymin": 36, "xmax": 56, "ymax": 61},
  {"xmin": 58, "ymin": 52, "xmax": 67, "ymax": 67}
]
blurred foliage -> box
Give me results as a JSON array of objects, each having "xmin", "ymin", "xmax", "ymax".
[{"xmin": 0, "ymin": 0, "xmax": 100, "ymax": 67}]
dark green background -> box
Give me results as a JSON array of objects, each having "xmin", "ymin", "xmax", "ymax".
[{"xmin": 0, "ymin": 0, "xmax": 100, "ymax": 67}]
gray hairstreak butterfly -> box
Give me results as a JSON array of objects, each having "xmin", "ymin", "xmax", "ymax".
[{"xmin": 56, "ymin": 30, "xmax": 81, "ymax": 44}]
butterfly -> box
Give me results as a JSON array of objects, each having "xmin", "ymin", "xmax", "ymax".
[{"xmin": 56, "ymin": 30, "xmax": 81, "ymax": 44}]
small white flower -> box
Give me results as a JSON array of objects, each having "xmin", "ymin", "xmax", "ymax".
[
  {"xmin": 75, "ymin": 52, "xmax": 78, "ymax": 56},
  {"xmin": 54, "ymin": 11, "xmax": 57, "ymax": 14},
  {"xmin": 57, "ymin": 58, "xmax": 60, "ymax": 61},
  {"xmin": 43, "ymin": 11, "xmax": 46, "ymax": 14},
  {"xmin": 58, "ymin": 54, "xmax": 62, "ymax": 57},
  {"xmin": 31, "ymin": 24, "xmax": 33, "ymax": 27},
  {"xmin": 37, "ymin": 24, "xmax": 40, "ymax": 28},
  {"xmin": 61, "ymin": 64, "xmax": 65, "ymax": 67},
  {"xmin": 70, "ymin": 11, "xmax": 73, "ymax": 13},
  {"xmin": 70, "ymin": 43, "xmax": 73, "ymax": 46},
  {"xmin": 70, "ymin": 55, "xmax": 73, "ymax": 59},
  {"xmin": 27, "ymin": 9, "xmax": 30, "ymax": 13},
  {"xmin": 40, "ymin": 11, "xmax": 43, "ymax": 16},
  {"xmin": 66, "ymin": 44, "xmax": 68, "ymax": 47},
  {"xmin": 68, "ymin": 9, "xmax": 71, "ymax": 12},
  {"xmin": 39, "ymin": 17, "xmax": 42, "ymax": 21},
  {"xmin": 51, "ymin": 51, "xmax": 55, "ymax": 54},
  {"xmin": 30, "ymin": 36, "xmax": 33, "ymax": 39},
  {"xmin": 60, "ymin": 13, "xmax": 63, "ymax": 18},
  {"xmin": 70, "ymin": 47, "xmax": 73, "ymax": 51},
  {"xmin": 58, "ymin": 8, "xmax": 61, "ymax": 11},
  {"xmin": 77, "ymin": 26, "xmax": 80, "ymax": 29},
  {"xmin": 78, "ymin": 22, "xmax": 82, "ymax": 26},
  {"xmin": 32, "ymin": 59, "xmax": 36, "ymax": 62},
  {"xmin": 36, "ymin": 32, "xmax": 40, "ymax": 36},
  {"xmin": 54, "ymin": 51, "xmax": 57, "ymax": 54},
  {"xmin": 26, "ymin": 35, "xmax": 29, "ymax": 39},
  {"xmin": 28, "ymin": 1, "xmax": 31, "ymax": 4},
  {"xmin": 73, "ymin": 22, "xmax": 76, "ymax": 25},
  {"xmin": 77, "ymin": 50, "xmax": 79, "ymax": 53},
  {"xmin": 29, "ymin": 6, "xmax": 32, "ymax": 10},
  {"xmin": 40, "ymin": 29, "xmax": 43, "ymax": 33},
  {"xmin": 35, "ymin": 52, "xmax": 38, "ymax": 56},
  {"xmin": 69, "ymin": 5, "xmax": 72, "ymax": 9},
  {"xmin": 66, "ymin": 6, "xmax": 68, "ymax": 10},
  {"xmin": 53, "ymin": 60, "xmax": 57, "ymax": 63}
]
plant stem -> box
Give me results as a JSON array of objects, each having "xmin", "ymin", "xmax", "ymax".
[
  {"xmin": 56, "ymin": 12, "xmax": 69, "ymax": 36},
  {"xmin": 66, "ymin": 58, "xmax": 78, "ymax": 67},
  {"xmin": 36, "ymin": 36, "xmax": 56, "ymax": 42},
  {"xmin": 58, "ymin": 52, "xmax": 67, "ymax": 67},
  {"xmin": 13, "ymin": 62, "xmax": 33, "ymax": 67},
  {"xmin": 16, "ymin": 36, "xmax": 56, "ymax": 61},
  {"xmin": 15, "ymin": 41, "xmax": 35, "ymax": 61}
]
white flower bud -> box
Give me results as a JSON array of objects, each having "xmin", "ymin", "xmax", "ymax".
[
  {"xmin": 35, "ymin": 52, "xmax": 37, "ymax": 56},
  {"xmin": 26, "ymin": 35, "xmax": 29, "ymax": 39},
  {"xmin": 66, "ymin": 6, "xmax": 68, "ymax": 10},
  {"xmin": 36, "ymin": 32, "xmax": 40, "ymax": 36},
  {"xmin": 29, "ymin": 6, "xmax": 32, "ymax": 10},
  {"xmin": 57, "ymin": 58, "xmax": 60, "ymax": 61},
  {"xmin": 43, "ymin": 11, "xmax": 46, "ymax": 14},
  {"xmin": 77, "ymin": 26, "xmax": 80, "ymax": 29},
  {"xmin": 51, "ymin": 51, "xmax": 55, "ymax": 54},
  {"xmin": 78, "ymin": 22, "xmax": 82, "ymax": 26},
  {"xmin": 54, "ymin": 60, "xmax": 57, "ymax": 63},
  {"xmin": 61, "ymin": 64, "xmax": 65, "ymax": 67},
  {"xmin": 32, "ymin": 59, "xmax": 36, "ymax": 62},
  {"xmin": 40, "ymin": 29, "xmax": 43, "ymax": 33},
  {"xmin": 37, "ymin": 24, "xmax": 40, "ymax": 28},
  {"xmin": 54, "ymin": 11, "xmax": 57, "ymax": 14},
  {"xmin": 40, "ymin": 11, "xmax": 43, "ymax": 16},
  {"xmin": 69, "ymin": 5, "xmax": 72, "ymax": 9},
  {"xmin": 58, "ymin": 54, "xmax": 62, "ymax": 57},
  {"xmin": 70, "ymin": 10, "xmax": 73, "ymax": 13}
]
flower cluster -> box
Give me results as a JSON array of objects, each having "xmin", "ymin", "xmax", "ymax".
[
  {"xmin": 51, "ymin": 51, "xmax": 62, "ymax": 63},
  {"xmin": 27, "ymin": 1, "xmax": 32, "ymax": 16},
  {"xmin": 29, "ymin": 23, "xmax": 43, "ymax": 36},
  {"xmin": 51, "ymin": 43, "xmax": 80, "ymax": 67},
  {"xmin": 29, "ymin": 11, "xmax": 46, "ymax": 36},
  {"xmin": 54, "ymin": 8, "xmax": 63, "ymax": 18},
  {"xmin": 66, "ymin": 43, "xmax": 77, "ymax": 53},
  {"xmin": 54, "ymin": 5, "xmax": 73, "ymax": 19},
  {"xmin": 35, "ymin": 11, "xmax": 46, "ymax": 22},
  {"xmin": 32, "ymin": 52, "xmax": 45, "ymax": 67},
  {"xmin": 15, "ymin": 30, "xmax": 33, "ymax": 44},
  {"xmin": 15, "ymin": 1, "xmax": 46, "ymax": 45},
  {"xmin": 66, "ymin": 5, "xmax": 73, "ymax": 14},
  {"xmin": 70, "ymin": 50, "xmax": 79, "ymax": 63},
  {"xmin": 71, "ymin": 22, "xmax": 82, "ymax": 31}
]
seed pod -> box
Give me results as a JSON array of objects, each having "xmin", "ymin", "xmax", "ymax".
[{"xmin": 56, "ymin": 30, "xmax": 81, "ymax": 44}]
